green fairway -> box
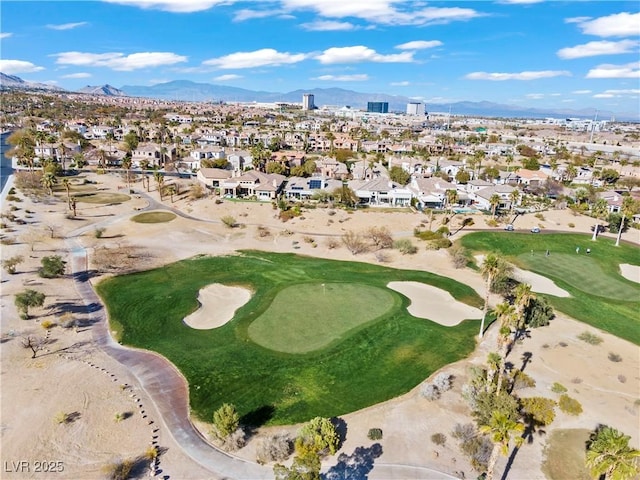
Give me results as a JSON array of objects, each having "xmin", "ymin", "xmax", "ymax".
[
  {"xmin": 248, "ymin": 283, "xmax": 396, "ymax": 353},
  {"xmin": 459, "ymin": 232, "xmax": 640, "ymax": 344},
  {"xmin": 96, "ymin": 251, "xmax": 482, "ymax": 425},
  {"xmin": 130, "ymin": 211, "xmax": 176, "ymax": 223},
  {"xmin": 73, "ymin": 192, "xmax": 131, "ymax": 204}
]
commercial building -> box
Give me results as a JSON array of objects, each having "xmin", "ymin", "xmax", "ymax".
[
  {"xmin": 302, "ymin": 93, "xmax": 315, "ymax": 111},
  {"xmin": 406, "ymin": 102, "xmax": 425, "ymax": 116},
  {"xmin": 367, "ymin": 102, "xmax": 389, "ymax": 114}
]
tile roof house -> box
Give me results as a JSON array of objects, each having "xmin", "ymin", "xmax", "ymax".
[
  {"xmin": 350, "ymin": 177, "xmax": 413, "ymax": 207},
  {"xmin": 197, "ymin": 168, "xmax": 232, "ymax": 190},
  {"xmin": 283, "ymin": 176, "xmax": 343, "ymax": 200},
  {"xmin": 221, "ymin": 171, "xmax": 286, "ymax": 200},
  {"xmin": 409, "ymin": 176, "xmax": 457, "ymax": 209}
]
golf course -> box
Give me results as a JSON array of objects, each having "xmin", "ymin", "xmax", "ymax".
[
  {"xmin": 96, "ymin": 250, "xmax": 482, "ymax": 425},
  {"xmin": 460, "ymin": 232, "xmax": 640, "ymax": 345}
]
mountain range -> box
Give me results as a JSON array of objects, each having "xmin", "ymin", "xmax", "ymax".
[{"xmin": 1, "ymin": 73, "xmax": 637, "ymax": 121}]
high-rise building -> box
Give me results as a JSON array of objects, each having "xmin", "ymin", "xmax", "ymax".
[
  {"xmin": 302, "ymin": 93, "xmax": 315, "ymax": 110},
  {"xmin": 367, "ymin": 102, "xmax": 389, "ymax": 113},
  {"xmin": 406, "ymin": 102, "xmax": 424, "ymax": 116}
]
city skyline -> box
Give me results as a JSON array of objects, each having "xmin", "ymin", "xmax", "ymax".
[{"xmin": 0, "ymin": 1, "xmax": 638, "ymax": 115}]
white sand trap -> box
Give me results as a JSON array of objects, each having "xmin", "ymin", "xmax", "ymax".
[
  {"xmin": 387, "ymin": 281, "xmax": 483, "ymax": 326},
  {"xmin": 619, "ymin": 264, "xmax": 640, "ymax": 284},
  {"xmin": 475, "ymin": 255, "xmax": 570, "ymax": 298},
  {"xmin": 183, "ymin": 284, "xmax": 252, "ymax": 329}
]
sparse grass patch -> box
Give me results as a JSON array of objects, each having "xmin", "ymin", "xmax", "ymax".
[
  {"xmin": 577, "ymin": 331, "xmax": 603, "ymax": 345},
  {"xmin": 541, "ymin": 429, "xmax": 591, "ymax": 480},
  {"xmin": 368, "ymin": 428, "xmax": 383, "ymax": 441},
  {"xmin": 431, "ymin": 433, "xmax": 446, "ymax": 446},
  {"xmin": 558, "ymin": 395, "xmax": 583, "ymax": 416},
  {"xmin": 551, "ymin": 382, "xmax": 568, "ymax": 394},
  {"xmin": 608, "ymin": 352, "xmax": 622, "ymax": 362},
  {"xmin": 73, "ymin": 192, "xmax": 130, "ymax": 204}
]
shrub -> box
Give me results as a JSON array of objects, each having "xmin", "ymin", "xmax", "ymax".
[
  {"xmin": 365, "ymin": 226, "xmax": 393, "ymax": 249},
  {"xmin": 103, "ymin": 459, "xmax": 134, "ymax": 480},
  {"xmin": 618, "ymin": 375, "xmax": 627, "ymax": 383},
  {"xmin": 59, "ymin": 312, "xmax": 77, "ymax": 329},
  {"xmin": 221, "ymin": 215, "xmax": 237, "ymax": 228},
  {"xmin": 393, "ymin": 238, "xmax": 417, "ymax": 255},
  {"xmin": 256, "ymin": 432, "xmax": 292, "ymax": 463},
  {"xmin": 220, "ymin": 428, "xmax": 246, "ymax": 452},
  {"xmin": 41, "ymin": 320, "xmax": 55, "ymax": 330},
  {"xmin": 452, "ymin": 423, "xmax": 492, "ymax": 472},
  {"xmin": 535, "ymin": 213, "xmax": 545, "ymax": 220},
  {"xmin": 303, "ymin": 236, "xmax": 315, "ymax": 244},
  {"xmin": 144, "ymin": 446, "xmax": 158, "ymax": 460},
  {"xmin": 558, "ymin": 394, "xmax": 583, "ymax": 416},
  {"xmin": 568, "ymin": 222, "xmax": 575, "ymax": 228},
  {"xmin": 367, "ymin": 428, "xmax": 383, "ymax": 441},
  {"xmin": 2, "ymin": 255, "xmax": 24, "ymax": 274},
  {"xmin": 38, "ymin": 255, "xmax": 66, "ymax": 278},
  {"xmin": 448, "ymin": 244, "xmax": 469, "ymax": 268},
  {"xmin": 571, "ymin": 377, "xmax": 583, "ymax": 384},
  {"xmin": 94, "ymin": 227, "xmax": 106, "ymax": 238},
  {"xmin": 431, "ymin": 433, "xmax": 446, "ymax": 446},
  {"xmin": 427, "ymin": 238, "xmax": 452, "ymax": 250},
  {"xmin": 295, "ymin": 417, "xmax": 340, "ymax": 457},
  {"xmin": 578, "ymin": 331, "xmax": 604, "ymax": 345},
  {"xmin": 342, "ymin": 231, "xmax": 369, "ymax": 255},
  {"xmin": 608, "ymin": 352, "xmax": 622, "ymax": 362},
  {"xmin": 421, "ymin": 383, "xmax": 440, "ymax": 401},
  {"xmin": 432, "ymin": 372, "xmax": 453, "ymax": 392},
  {"xmin": 212, "ymin": 403, "xmax": 239, "ymax": 439},
  {"xmin": 325, "ymin": 237, "xmax": 340, "ymax": 250},
  {"xmin": 511, "ymin": 369, "xmax": 536, "ymax": 390},
  {"xmin": 551, "ymin": 382, "xmax": 567, "ymax": 394}
]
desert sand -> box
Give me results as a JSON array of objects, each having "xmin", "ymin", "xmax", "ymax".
[
  {"xmin": 1, "ymin": 171, "xmax": 638, "ymax": 480},
  {"xmin": 387, "ymin": 281, "xmax": 483, "ymax": 326},
  {"xmin": 183, "ymin": 284, "xmax": 252, "ymax": 329}
]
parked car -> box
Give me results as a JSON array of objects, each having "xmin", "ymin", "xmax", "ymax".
[
  {"xmin": 531, "ymin": 227, "xmax": 541, "ymax": 233},
  {"xmin": 504, "ymin": 224, "xmax": 514, "ymax": 231}
]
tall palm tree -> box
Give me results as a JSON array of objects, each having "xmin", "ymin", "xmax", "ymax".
[
  {"xmin": 615, "ymin": 197, "xmax": 639, "ymax": 247},
  {"xmin": 41, "ymin": 172, "xmax": 57, "ymax": 195},
  {"xmin": 122, "ymin": 157, "xmax": 132, "ymax": 191},
  {"xmin": 490, "ymin": 193, "xmax": 501, "ymax": 219},
  {"xmin": 509, "ymin": 189, "xmax": 520, "ymax": 214},
  {"xmin": 513, "ymin": 283, "xmax": 534, "ymax": 340},
  {"xmin": 62, "ymin": 178, "xmax": 71, "ymax": 206},
  {"xmin": 591, "ymin": 198, "xmax": 609, "ymax": 241},
  {"xmin": 154, "ymin": 171, "xmax": 164, "ymax": 200},
  {"xmin": 493, "ymin": 302, "xmax": 517, "ymax": 395},
  {"xmin": 586, "ymin": 425, "xmax": 640, "ymax": 480},
  {"xmin": 479, "ymin": 254, "xmax": 512, "ymax": 339},
  {"xmin": 480, "ymin": 411, "xmax": 525, "ymax": 480},
  {"xmin": 445, "ymin": 189, "xmax": 458, "ymax": 213}
]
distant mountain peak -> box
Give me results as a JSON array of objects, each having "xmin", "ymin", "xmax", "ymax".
[
  {"xmin": 0, "ymin": 72, "xmax": 65, "ymax": 92},
  {"xmin": 77, "ymin": 84, "xmax": 126, "ymax": 96}
]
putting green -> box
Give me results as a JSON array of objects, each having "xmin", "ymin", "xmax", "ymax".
[
  {"xmin": 248, "ymin": 283, "xmax": 396, "ymax": 353},
  {"xmin": 73, "ymin": 192, "xmax": 131, "ymax": 204},
  {"xmin": 131, "ymin": 211, "xmax": 176, "ymax": 224},
  {"xmin": 517, "ymin": 253, "xmax": 637, "ymax": 301}
]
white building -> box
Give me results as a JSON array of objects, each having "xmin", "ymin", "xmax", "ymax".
[
  {"xmin": 406, "ymin": 102, "xmax": 424, "ymax": 116},
  {"xmin": 302, "ymin": 94, "xmax": 315, "ymax": 111}
]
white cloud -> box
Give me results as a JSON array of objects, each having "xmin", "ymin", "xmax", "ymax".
[
  {"xmin": 601, "ymin": 89, "xmax": 640, "ymax": 95},
  {"xmin": 572, "ymin": 90, "xmax": 592, "ymax": 94},
  {"xmin": 498, "ymin": 0, "xmax": 544, "ymax": 4},
  {"xmin": 103, "ymin": 0, "xmax": 233, "ymax": 13},
  {"xmin": 47, "ymin": 22, "xmax": 88, "ymax": 30},
  {"xmin": 300, "ymin": 20, "xmax": 356, "ymax": 31},
  {"xmin": 316, "ymin": 46, "xmax": 414, "ymax": 64},
  {"xmin": 525, "ymin": 93, "xmax": 545, "ymax": 99},
  {"xmin": 575, "ymin": 12, "xmax": 640, "ymax": 37},
  {"xmin": 232, "ymin": 8, "xmax": 277, "ymax": 21},
  {"xmin": 0, "ymin": 33, "xmax": 13, "ymax": 39},
  {"xmin": 390, "ymin": 81, "xmax": 410, "ymax": 86},
  {"xmin": 213, "ymin": 74, "xmax": 242, "ymax": 81},
  {"xmin": 311, "ymin": 74, "xmax": 368, "ymax": 81},
  {"xmin": 557, "ymin": 40, "xmax": 638, "ymax": 59},
  {"xmin": 593, "ymin": 93, "xmax": 615, "ymax": 98},
  {"xmin": 277, "ymin": 1, "xmax": 482, "ymax": 26},
  {"xmin": 465, "ymin": 70, "xmax": 571, "ymax": 81},
  {"xmin": 61, "ymin": 72, "xmax": 92, "ymax": 79},
  {"xmin": 565, "ymin": 16, "xmax": 591, "ymax": 24},
  {"xmin": 53, "ymin": 51, "xmax": 187, "ymax": 71},
  {"xmin": 586, "ymin": 62, "xmax": 640, "ymax": 78},
  {"xmin": 0, "ymin": 59, "xmax": 45, "ymax": 74},
  {"xmin": 395, "ymin": 40, "xmax": 442, "ymax": 50},
  {"xmin": 203, "ymin": 49, "xmax": 307, "ymax": 69}
]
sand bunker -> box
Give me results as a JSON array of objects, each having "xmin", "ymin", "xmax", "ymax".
[
  {"xmin": 619, "ymin": 264, "xmax": 640, "ymax": 284},
  {"xmin": 183, "ymin": 284, "xmax": 252, "ymax": 329},
  {"xmin": 387, "ymin": 281, "xmax": 483, "ymax": 326},
  {"xmin": 475, "ymin": 255, "xmax": 570, "ymax": 298}
]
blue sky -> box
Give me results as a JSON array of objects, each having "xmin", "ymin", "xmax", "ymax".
[{"xmin": 1, "ymin": 1, "xmax": 639, "ymax": 114}]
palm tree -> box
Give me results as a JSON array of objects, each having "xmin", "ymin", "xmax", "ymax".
[
  {"xmin": 479, "ymin": 254, "xmax": 512, "ymax": 339},
  {"xmin": 489, "ymin": 193, "xmax": 501, "ymax": 219},
  {"xmin": 509, "ymin": 189, "xmax": 520, "ymax": 214},
  {"xmin": 480, "ymin": 411, "xmax": 525, "ymax": 480},
  {"xmin": 41, "ymin": 172, "xmax": 57, "ymax": 195},
  {"xmin": 586, "ymin": 425, "xmax": 640, "ymax": 480},
  {"xmin": 493, "ymin": 302, "xmax": 517, "ymax": 395},
  {"xmin": 62, "ymin": 178, "xmax": 71, "ymax": 205},
  {"xmin": 445, "ymin": 189, "xmax": 458, "ymax": 213},
  {"xmin": 513, "ymin": 283, "xmax": 534, "ymax": 340},
  {"xmin": 122, "ymin": 157, "xmax": 132, "ymax": 191},
  {"xmin": 615, "ymin": 197, "xmax": 639, "ymax": 247},
  {"xmin": 154, "ymin": 171, "xmax": 164, "ymax": 200},
  {"xmin": 591, "ymin": 198, "xmax": 609, "ymax": 241},
  {"xmin": 167, "ymin": 185, "xmax": 177, "ymax": 203}
]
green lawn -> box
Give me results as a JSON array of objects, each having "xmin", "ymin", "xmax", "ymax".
[
  {"xmin": 130, "ymin": 211, "xmax": 176, "ymax": 224},
  {"xmin": 73, "ymin": 192, "xmax": 131, "ymax": 204},
  {"xmin": 459, "ymin": 232, "xmax": 640, "ymax": 344},
  {"xmin": 96, "ymin": 251, "xmax": 482, "ymax": 425}
]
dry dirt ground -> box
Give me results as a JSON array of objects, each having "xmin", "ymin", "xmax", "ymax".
[{"xmin": 1, "ymin": 171, "xmax": 638, "ymax": 480}]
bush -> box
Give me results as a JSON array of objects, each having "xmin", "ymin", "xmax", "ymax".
[
  {"xmin": 608, "ymin": 352, "xmax": 622, "ymax": 362},
  {"xmin": 94, "ymin": 227, "xmax": 106, "ymax": 238},
  {"xmin": 618, "ymin": 375, "xmax": 627, "ymax": 383},
  {"xmin": 38, "ymin": 255, "xmax": 66, "ymax": 278},
  {"xmin": 448, "ymin": 244, "xmax": 469, "ymax": 268},
  {"xmin": 325, "ymin": 237, "xmax": 340, "ymax": 250},
  {"xmin": 2, "ymin": 255, "xmax": 24, "ymax": 274},
  {"xmin": 427, "ymin": 238, "xmax": 452, "ymax": 250},
  {"xmin": 342, "ymin": 231, "xmax": 369, "ymax": 255},
  {"xmin": 452, "ymin": 423, "xmax": 492, "ymax": 472},
  {"xmin": 221, "ymin": 215, "xmax": 237, "ymax": 228},
  {"xmin": 365, "ymin": 226, "xmax": 393, "ymax": 249},
  {"xmin": 432, "ymin": 372, "xmax": 453, "ymax": 392},
  {"xmin": 578, "ymin": 331, "xmax": 604, "ymax": 345},
  {"xmin": 212, "ymin": 403, "xmax": 239, "ymax": 439},
  {"xmin": 421, "ymin": 383, "xmax": 440, "ymax": 401},
  {"xmin": 551, "ymin": 382, "xmax": 567, "ymax": 393},
  {"xmin": 41, "ymin": 320, "xmax": 55, "ymax": 330},
  {"xmin": 256, "ymin": 433, "xmax": 292, "ymax": 463},
  {"xmin": 511, "ymin": 369, "xmax": 536, "ymax": 390},
  {"xmin": 296, "ymin": 417, "xmax": 340, "ymax": 457},
  {"xmin": 431, "ymin": 433, "xmax": 446, "ymax": 446},
  {"xmin": 568, "ymin": 222, "xmax": 575, "ymax": 228},
  {"xmin": 393, "ymin": 238, "xmax": 417, "ymax": 255},
  {"xmin": 367, "ymin": 428, "xmax": 383, "ymax": 441},
  {"xmin": 558, "ymin": 394, "xmax": 583, "ymax": 416}
]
